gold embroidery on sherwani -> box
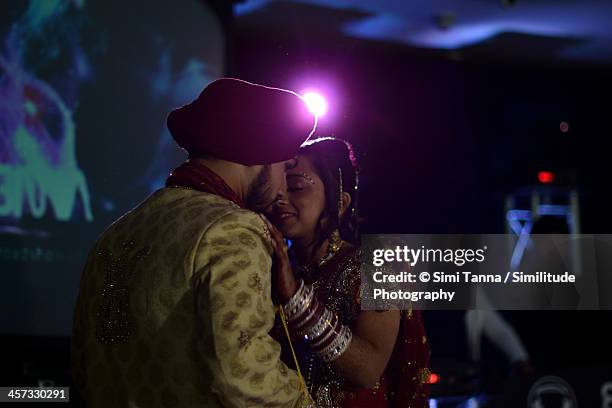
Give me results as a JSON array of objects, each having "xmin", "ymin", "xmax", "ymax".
[
  {"xmin": 96, "ymin": 240, "xmax": 151, "ymax": 346},
  {"xmin": 249, "ymin": 372, "xmax": 266, "ymax": 390},
  {"xmin": 249, "ymin": 314, "xmax": 266, "ymax": 330},
  {"xmin": 235, "ymin": 291, "xmax": 253, "ymax": 308},
  {"xmin": 239, "ymin": 331, "xmax": 250, "ymax": 348},
  {"xmin": 247, "ymin": 272, "xmax": 263, "ymax": 293},
  {"xmin": 221, "ymin": 311, "xmax": 240, "ymax": 331}
]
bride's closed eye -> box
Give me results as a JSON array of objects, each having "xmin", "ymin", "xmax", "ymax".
[{"xmin": 287, "ymin": 173, "xmax": 314, "ymax": 192}]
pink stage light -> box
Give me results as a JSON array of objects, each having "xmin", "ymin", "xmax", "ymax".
[{"xmin": 302, "ymin": 91, "xmax": 328, "ymax": 118}]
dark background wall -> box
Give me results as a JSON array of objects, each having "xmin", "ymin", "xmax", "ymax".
[{"xmin": 228, "ymin": 4, "xmax": 612, "ymax": 403}]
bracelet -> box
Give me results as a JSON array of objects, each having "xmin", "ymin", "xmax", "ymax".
[
  {"xmin": 292, "ymin": 298, "xmax": 324, "ymax": 331},
  {"xmin": 318, "ymin": 325, "xmax": 353, "ymax": 362},
  {"xmin": 310, "ymin": 314, "xmax": 340, "ymax": 349},
  {"xmin": 286, "ymin": 286, "xmax": 314, "ymax": 323},
  {"xmin": 292, "ymin": 298, "xmax": 323, "ymax": 331},
  {"xmin": 283, "ymin": 281, "xmax": 314, "ymax": 320},
  {"xmin": 305, "ymin": 308, "xmax": 337, "ymax": 346},
  {"xmin": 287, "ymin": 283, "xmax": 313, "ymax": 319},
  {"xmin": 282, "ymin": 280, "xmax": 351, "ymax": 362},
  {"xmin": 283, "ymin": 279, "xmax": 306, "ymax": 314},
  {"xmin": 302, "ymin": 307, "xmax": 332, "ymax": 339}
]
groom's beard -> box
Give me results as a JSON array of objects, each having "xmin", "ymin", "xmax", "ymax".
[{"xmin": 246, "ymin": 165, "xmax": 275, "ymax": 213}]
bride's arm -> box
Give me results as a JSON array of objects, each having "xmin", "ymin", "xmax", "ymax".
[
  {"xmin": 261, "ymin": 217, "xmax": 402, "ymax": 389},
  {"xmin": 330, "ymin": 309, "xmax": 400, "ymax": 388}
]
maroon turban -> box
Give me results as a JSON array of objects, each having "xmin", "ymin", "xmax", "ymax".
[{"xmin": 167, "ymin": 78, "xmax": 317, "ymax": 166}]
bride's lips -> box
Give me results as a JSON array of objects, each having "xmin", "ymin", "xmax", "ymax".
[{"xmin": 272, "ymin": 211, "xmax": 297, "ymax": 223}]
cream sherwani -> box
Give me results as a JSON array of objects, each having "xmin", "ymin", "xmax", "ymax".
[{"xmin": 71, "ymin": 187, "xmax": 309, "ymax": 407}]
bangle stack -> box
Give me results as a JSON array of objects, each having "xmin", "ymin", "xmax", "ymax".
[{"xmin": 283, "ymin": 280, "xmax": 352, "ymax": 362}]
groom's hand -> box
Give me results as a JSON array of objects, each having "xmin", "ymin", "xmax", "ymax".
[{"xmin": 260, "ymin": 214, "xmax": 299, "ymax": 304}]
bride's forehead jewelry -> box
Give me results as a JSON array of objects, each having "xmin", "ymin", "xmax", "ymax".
[{"xmin": 298, "ymin": 172, "xmax": 315, "ymax": 184}]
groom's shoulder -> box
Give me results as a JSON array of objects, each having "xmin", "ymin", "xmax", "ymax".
[
  {"xmin": 151, "ymin": 188, "xmax": 268, "ymax": 239},
  {"xmin": 152, "ymin": 187, "xmax": 246, "ymax": 220},
  {"xmin": 202, "ymin": 206, "xmax": 272, "ymax": 254},
  {"xmin": 204, "ymin": 205, "xmax": 269, "ymax": 243},
  {"xmin": 111, "ymin": 187, "xmax": 257, "ymax": 235},
  {"xmin": 110, "ymin": 187, "xmax": 269, "ymax": 246}
]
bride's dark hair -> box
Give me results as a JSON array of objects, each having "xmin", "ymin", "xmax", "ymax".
[{"xmin": 298, "ymin": 137, "xmax": 360, "ymax": 245}]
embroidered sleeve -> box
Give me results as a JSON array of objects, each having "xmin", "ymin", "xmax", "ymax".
[
  {"xmin": 355, "ymin": 247, "xmax": 408, "ymax": 313},
  {"xmin": 193, "ymin": 210, "xmax": 311, "ymax": 407},
  {"xmin": 342, "ymin": 251, "xmax": 363, "ymax": 321}
]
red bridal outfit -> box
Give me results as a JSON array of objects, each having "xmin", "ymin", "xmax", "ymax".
[{"xmin": 273, "ymin": 246, "xmax": 431, "ymax": 407}]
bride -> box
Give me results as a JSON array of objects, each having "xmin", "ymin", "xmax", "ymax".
[{"xmin": 264, "ymin": 137, "xmax": 431, "ymax": 407}]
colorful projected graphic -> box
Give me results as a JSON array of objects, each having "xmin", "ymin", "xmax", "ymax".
[
  {"xmin": 0, "ymin": 0, "xmax": 93, "ymax": 229},
  {"xmin": 142, "ymin": 51, "xmax": 219, "ymax": 192},
  {"xmin": 1, "ymin": 0, "xmax": 225, "ymax": 336}
]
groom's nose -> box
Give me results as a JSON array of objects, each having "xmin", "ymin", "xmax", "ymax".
[
  {"xmin": 274, "ymin": 189, "xmax": 289, "ymax": 205},
  {"xmin": 263, "ymin": 191, "xmax": 288, "ymax": 216},
  {"xmin": 276, "ymin": 158, "xmax": 296, "ymax": 198}
]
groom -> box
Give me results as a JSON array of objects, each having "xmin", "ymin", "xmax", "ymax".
[{"xmin": 71, "ymin": 78, "xmax": 316, "ymax": 407}]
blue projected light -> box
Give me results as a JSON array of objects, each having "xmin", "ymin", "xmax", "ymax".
[
  {"xmin": 1, "ymin": 0, "xmax": 227, "ymax": 337},
  {"xmin": 142, "ymin": 53, "xmax": 220, "ymax": 192},
  {"xmin": 506, "ymin": 205, "xmax": 574, "ymax": 269},
  {"xmin": 236, "ymin": 0, "xmax": 612, "ymax": 61},
  {"xmin": 507, "ymin": 209, "xmax": 535, "ymax": 270},
  {"xmin": 0, "ymin": 1, "xmax": 94, "ymax": 228}
]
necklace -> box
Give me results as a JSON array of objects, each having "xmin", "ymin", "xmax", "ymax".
[
  {"xmin": 166, "ymin": 160, "xmax": 246, "ymax": 208},
  {"xmin": 317, "ymin": 231, "xmax": 343, "ymax": 268},
  {"xmin": 297, "ymin": 231, "xmax": 344, "ymax": 282}
]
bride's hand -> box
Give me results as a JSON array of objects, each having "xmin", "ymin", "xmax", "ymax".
[{"xmin": 260, "ymin": 214, "xmax": 299, "ymax": 303}]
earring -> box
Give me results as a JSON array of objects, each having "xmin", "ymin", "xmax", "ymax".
[
  {"xmin": 329, "ymin": 168, "xmax": 344, "ymax": 253},
  {"xmin": 337, "ymin": 168, "xmax": 343, "ymax": 218},
  {"xmin": 328, "ymin": 168, "xmax": 344, "ymax": 254},
  {"xmin": 329, "ymin": 229, "xmax": 342, "ymax": 252}
]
